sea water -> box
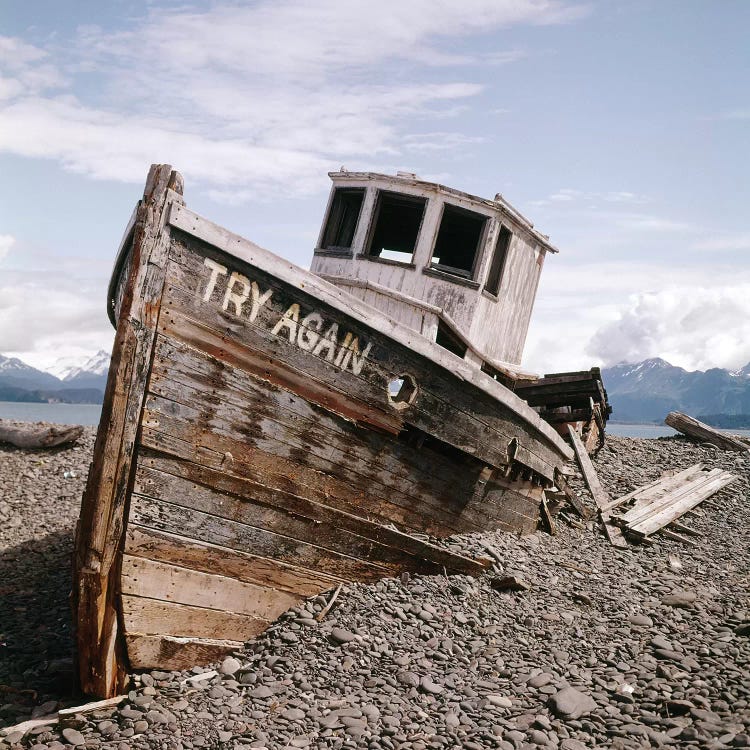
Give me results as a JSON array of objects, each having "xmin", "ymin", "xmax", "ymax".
[{"xmin": 0, "ymin": 401, "xmax": 102, "ymax": 426}]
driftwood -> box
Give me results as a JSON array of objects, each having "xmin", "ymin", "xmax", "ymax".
[
  {"xmin": 0, "ymin": 421, "xmax": 83, "ymax": 449},
  {"xmin": 665, "ymin": 411, "xmax": 749, "ymax": 452}
]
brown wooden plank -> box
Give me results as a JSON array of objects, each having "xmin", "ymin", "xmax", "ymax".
[
  {"xmin": 628, "ymin": 472, "xmax": 736, "ymax": 536},
  {"xmin": 134, "ymin": 461, "xmax": 489, "ymax": 576},
  {"xmin": 139, "ymin": 404, "xmax": 487, "ymax": 536},
  {"xmin": 122, "ymin": 595, "xmax": 270, "ymax": 641},
  {"xmin": 125, "ymin": 525, "xmax": 340, "ymax": 596},
  {"xmin": 129, "ymin": 493, "xmax": 393, "ymax": 581},
  {"xmin": 126, "ymin": 634, "xmax": 240, "ymax": 671},
  {"xmin": 120, "ymin": 555, "xmax": 299, "ymax": 619},
  {"xmin": 163, "ymin": 246, "xmax": 567, "ymax": 476},
  {"xmin": 150, "ymin": 334, "xmax": 473, "ymax": 494}
]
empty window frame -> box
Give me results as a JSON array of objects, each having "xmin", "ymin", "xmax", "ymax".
[
  {"xmin": 430, "ymin": 204, "xmax": 488, "ymax": 279},
  {"xmin": 435, "ymin": 320, "xmax": 468, "ymax": 358},
  {"xmin": 485, "ymin": 225, "xmax": 512, "ymax": 296},
  {"xmin": 320, "ymin": 188, "xmax": 365, "ymax": 250},
  {"xmin": 366, "ymin": 191, "xmax": 426, "ymax": 263}
]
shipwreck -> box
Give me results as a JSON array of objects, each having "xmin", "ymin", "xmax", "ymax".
[{"xmin": 73, "ymin": 164, "xmax": 610, "ymax": 697}]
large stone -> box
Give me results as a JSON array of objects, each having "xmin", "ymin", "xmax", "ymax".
[
  {"xmin": 549, "ymin": 687, "xmax": 597, "ymax": 720},
  {"xmin": 662, "ymin": 591, "xmax": 697, "ymax": 608}
]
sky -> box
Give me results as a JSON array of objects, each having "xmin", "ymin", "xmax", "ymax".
[{"xmin": 1, "ymin": 0, "xmax": 749, "ymax": 375}]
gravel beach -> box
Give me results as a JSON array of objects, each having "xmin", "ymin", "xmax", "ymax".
[{"xmin": 1, "ymin": 425, "xmax": 748, "ymax": 749}]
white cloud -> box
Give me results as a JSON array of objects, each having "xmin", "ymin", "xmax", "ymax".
[
  {"xmin": 587, "ymin": 286, "xmax": 750, "ymax": 371},
  {"xmin": 0, "ymin": 1, "xmax": 587, "ymax": 199},
  {"xmin": 0, "ymin": 234, "xmax": 14, "ymax": 261},
  {"xmin": 692, "ymin": 232, "xmax": 750, "ymax": 253}
]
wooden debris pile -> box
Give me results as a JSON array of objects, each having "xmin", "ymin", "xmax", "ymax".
[
  {"xmin": 514, "ymin": 368, "xmax": 611, "ymax": 453},
  {"xmin": 542, "ymin": 422, "xmax": 739, "ymax": 548},
  {"xmin": 604, "ymin": 464, "xmax": 737, "ymax": 544}
]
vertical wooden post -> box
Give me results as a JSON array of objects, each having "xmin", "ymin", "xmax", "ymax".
[{"xmin": 73, "ymin": 164, "xmax": 183, "ymax": 697}]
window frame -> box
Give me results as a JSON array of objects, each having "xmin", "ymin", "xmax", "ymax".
[
  {"xmin": 427, "ymin": 201, "xmax": 489, "ymax": 281},
  {"xmin": 361, "ymin": 189, "xmax": 428, "ymax": 266},
  {"xmin": 317, "ymin": 187, "xmax": 366, "ymax": 255},
  {"xmin": 483, "ymin": 223, "xmax": 513, "ymax": 298}
]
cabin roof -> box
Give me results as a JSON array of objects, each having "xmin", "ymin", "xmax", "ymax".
[{"xmin": 329, "ymin": 170, "xmax": 560, "ymax": 254}]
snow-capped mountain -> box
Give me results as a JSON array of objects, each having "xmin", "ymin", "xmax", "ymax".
[
  {"xmin": 0, "ymin": 354, "xmax": 63, "ymax": 390},
  {"xmin": 603, "ymin": 358, "xmax": 750, "ymax": 424},
  {"xmin": 0, "ymin": 351, "xmax": 109, "ymax": 403},
  {"xmin": 48, "ymin": 350, "xmax": 110, "ymax": 381}
]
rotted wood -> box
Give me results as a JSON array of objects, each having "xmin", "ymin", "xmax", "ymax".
[
  {"xmin": 665, "ymin": 411, "xmax": 749, "ymax": 452},
  {"xmin": 0, "ymin": 421, "xmax": 83, "ymax": 449},
  {"xmin": 72, "ymin": 164, "xmax": 184, "ymax": 698}
]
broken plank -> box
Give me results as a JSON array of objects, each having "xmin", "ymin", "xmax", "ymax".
[
  {"xmin": 665, "ymin": 411, "xmax": 750, "ymax": 452},
  {"xmin": 567, "ymin": 425, "xmax": 628, "ymax": 548},
  {"xmin": 599, "ymin": 464, "xmax": 705, "ymax": 514},
  {"xmin": 0, "ymin": 422, "xmax": 84, "ymax": 449},
  {"xmin": 553, "ymin": 468, "xmax": 593, "ymax": 519}
]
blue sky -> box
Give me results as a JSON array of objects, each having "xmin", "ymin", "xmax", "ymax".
[{"xmin": 1, "ymin": 0, "xmax": 748, "ymax": 373}]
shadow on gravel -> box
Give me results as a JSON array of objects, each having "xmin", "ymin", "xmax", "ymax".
[{"xmin": 0, "ymin": 528, "xmax": 81, "ymax": 727}]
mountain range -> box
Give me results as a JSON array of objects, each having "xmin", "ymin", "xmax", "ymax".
[
  {"xmin": 602, "ymin": 357, "xmax": 750, "ymax": 426},
  {"xmin": 0, "ymin": 351, "xmax": 109, "ymax": 404}
]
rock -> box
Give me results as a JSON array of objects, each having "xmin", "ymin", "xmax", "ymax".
[
  {"xmin": 419, "ymin": 676, "xmax": 444, "ymax": 694},
  {"xmin": 549, "ymin": 687, "xmax": 597, "ymax": 720},
  {"xmin": 62, "ymin": 728, "xmax": 86, "ymax": 746},
  {"xmin": 734, "ymin": 623, "xmax": 750, "ymax": 636},
  {"xmin": 396, "ymin": 671, "xmax": 420, "ymax": 688},
  {"xmin": 487, "ymin": 694, "xmax": 513, "ymax": 708},
  {"xmin": 628, "ymin": 614, "xmax": 653, "ymax": 627},
  {"xmin": 662, "ymin": 591, "xmax": 697, "ymax": 608},
  {"xmin": 491, "ymin": 575, "xmax": 530, "ymax": 592},
  {"xmin": 250, "ymin": 685, "xmax": 274, "ymax": 699},
  {"xmin": 330, "ymin": 627, "xmax": 356, "ymax": 644},
  {"xmin": 220, "ymin": 656, "xmax": 242, "ymax": 675}
]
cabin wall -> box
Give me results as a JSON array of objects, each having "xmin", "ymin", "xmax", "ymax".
[{"xmin": 310, "ymin": 177, "xmax": 546, "ymax": 366}]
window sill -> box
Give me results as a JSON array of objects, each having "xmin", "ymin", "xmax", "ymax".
[
  {"xmin": 481, "ymin": 289, "xmax": 500, "ymax": 302},
  {"xmin": 422, "ymin": 266, "xmax": 480, "ymax": 289},
  {"xmin": 313, "ymin": 247, "xmax": 355, "ymax": 258},
  {"xmin": 357, "ymin": 253, "xmax": 416, "ymax": 269}
]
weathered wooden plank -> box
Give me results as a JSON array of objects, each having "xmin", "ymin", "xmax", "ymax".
[
  {"xmin": 125, "ymin": 525, "xmax": 340, "ymax": 596},
  {"xmin": 665, "ymin": 412, "xmax": 749, "ymax": 452},
  {"xmin": 553, "ymin": 468, "xmax": 593, "ymax": 519},
  {"xmin": 139, "ymin": 404, "xmax": 489, "ymax": 536},
  {"xmin": 160, "ymin": 294, "xmax": 547, "ymax": 478},
  {"xmin": 617, "ymin": 465, "xmax": 710, "ymax": 523},
  {"xmin": 120, "ymin": 555, "xmax": 299, "ymax": 618},
  {"xmin": 132, "ymin": 464, "xmax": 472, "ymax": 575},
  {"xmin": 129, "ymin": 493, "xmax": 394, "ymax": 580},
  {"xmin": 121, "ymin": 595, "xmax": 269, "ymax": 641},
  {"xmin": 598, "ymin": 465, "xmax": 705, "ymax": 514},
  {"xmin": 125, "ymin": 634, "xmax": 240, "ymax": 671},
  {"xmin": 163, "ymin": 242, "xmax": 569, "ymax": 471},
  {"xmin": 567, "ymin": 426, "xmax": 628, "ymax": 548},
  {"xmin": 147, "ymin": 342, "xmax": 485, "ymax": 515},
  {"xmin": 627, "ymin": 472, "xmax": 736, "ymax": 536},
  {"xmin": 134, "ymin": 461, "xmax": 489, "ymax": 576},
  {"xmin": 73, "ymin": 164, "xmax": 184, "ymax": 698}
]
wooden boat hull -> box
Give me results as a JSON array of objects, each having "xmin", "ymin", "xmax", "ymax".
[{"xmin": 73, "ymin": 165, "xmax": 573, "ymax": 697}]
